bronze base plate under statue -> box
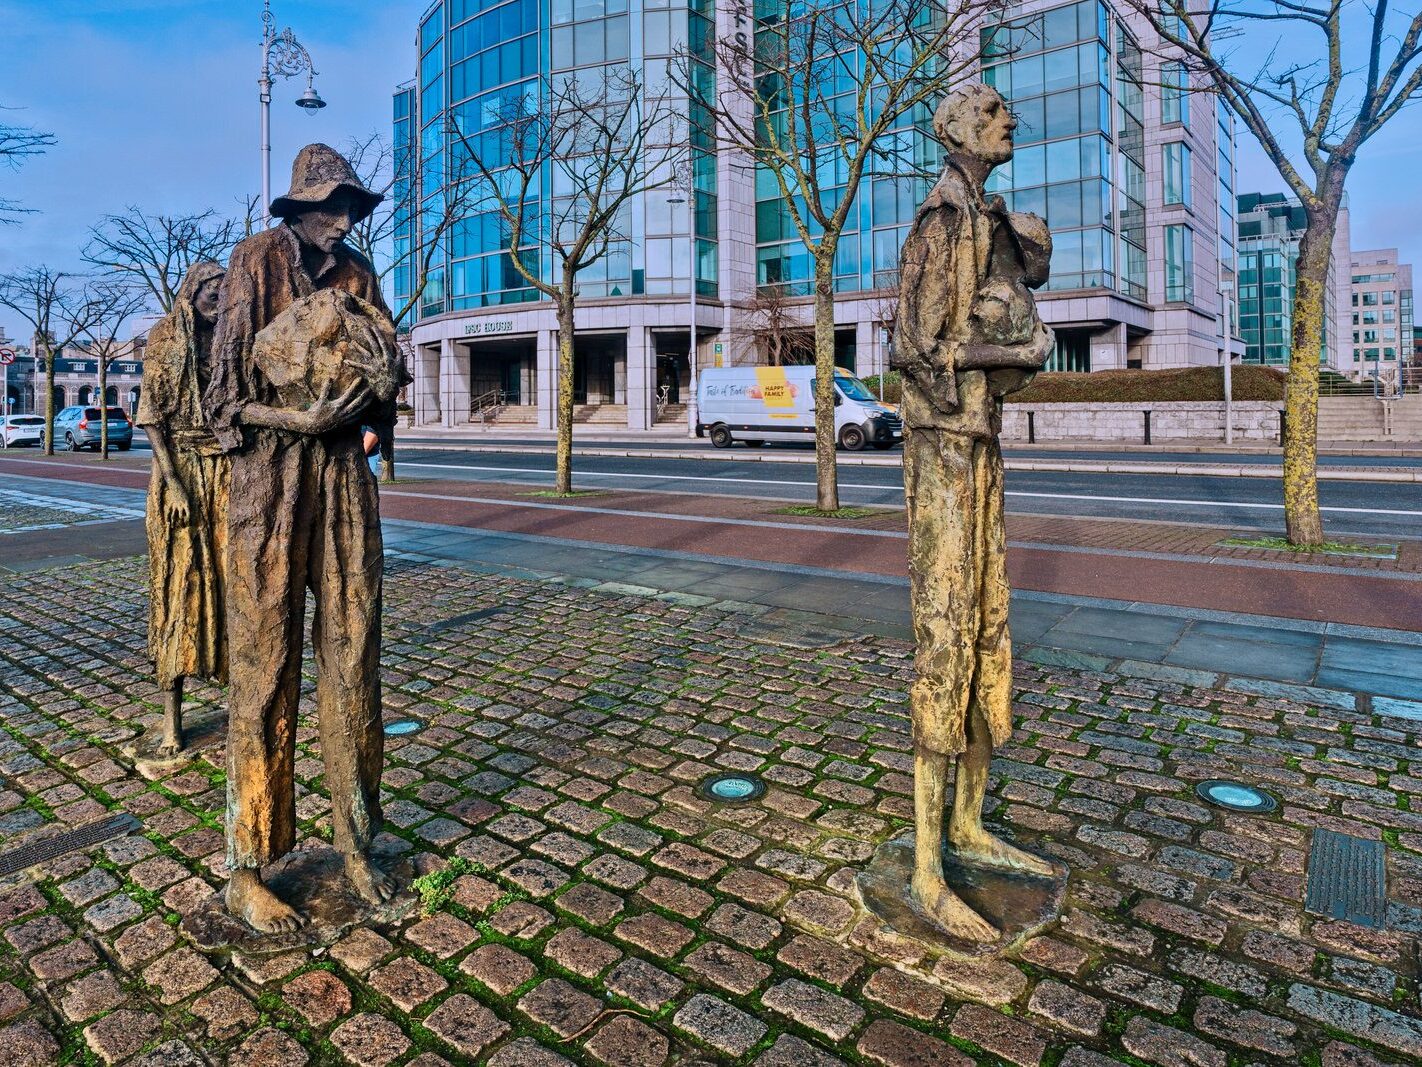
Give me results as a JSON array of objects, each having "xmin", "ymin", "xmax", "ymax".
[
  {"xmin": 855, "ymin": 833, "xmax": 1067, "ymax": 958},
  {"xmin": 182, "ymin": 846, "xmax": 416, "ymax": 955},
  {"xmin": 123, "ymin": 710, "xmax": 227, "ymax": 781}
]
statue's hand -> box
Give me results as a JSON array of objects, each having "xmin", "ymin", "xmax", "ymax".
[
  {"xmin": 301, "ymin": 380, "xmax": 373, "ymax": 435},
  {"xmin": 162, "ymin": 486, "xmax": 191, "ymax": 527}
]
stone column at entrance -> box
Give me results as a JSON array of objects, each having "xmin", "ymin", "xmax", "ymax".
[
  {"xmin": 1090, "ymin": 323, "xmax": 1128, "ymax": 371},
  {"xmin": 438, "ymin": 338, "xmax": 459, "ymax": 428},
  {"xmin": 536, "ymin": 329, "xmax": 556, "ymax": 431},
  {"xmin": 856, "ymin": 318, "xmax": 880, "ymax": 381},
  {"xmin": 626, "ymin": 326, "xmax": 654, "ymax": 430},
  {"xmin": 414, "ymin": 343, "xmax": 441, "ymax": 425}
]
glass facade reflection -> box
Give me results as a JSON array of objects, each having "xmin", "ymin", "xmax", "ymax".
[
  {"xmin": 398, "ymin": 0, "xmax": 718, "ymax": 320},
  {"xmin": 982, "ymin": 0, "xmax": 1146, "ymax": 299}
]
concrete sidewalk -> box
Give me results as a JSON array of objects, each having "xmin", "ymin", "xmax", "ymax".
[{"xmin": 5, "ymin": 467, "xmax": 1418, "ymax": 716}]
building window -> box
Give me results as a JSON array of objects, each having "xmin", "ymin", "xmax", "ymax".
[
  {"xmin": 1161, "ymin": 62, "xmax": 1188, "ymax": 125},
  {"xmin": 1162, "ymin": 142, "xmax": 1191, "ymax": 207},
  {"xmin": 1164, "ymin": 224, "xmax": 1193, "ymax": 302}
]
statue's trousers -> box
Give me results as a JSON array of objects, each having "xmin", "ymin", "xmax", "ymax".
[
  {"xmin": 902, "ymin": 426, "xmax": 1015, "ymax": 759},
  {"xmin": 223, "ymin": 425, "xmax": 385, "ymax": 869}
]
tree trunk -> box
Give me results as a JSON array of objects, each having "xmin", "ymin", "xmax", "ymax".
[
  {"xmin": 42, "ymin": 347, "xmax": 55, "ymax": 456},
  {"xmin": 99, "ymin": 359, "xmax": 109, "ymax": 460},
  {"xmin": 812, "ymin": 247, "xmax": 840, "ymax": 512},
  {"xmin": 1281, "ymin": 205, "xmax": 1337, "ymax": 547},
  {"xmin": 555, "ymin": 293, "xmax": 576, "ymax": 495}
]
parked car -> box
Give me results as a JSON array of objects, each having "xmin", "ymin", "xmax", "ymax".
[
  {"xmin": 1, "ymin": 414, "xmax": 44, "ymax": 448},
  {"xmin": 45, "ymin": 406, "xmax": 133, "ymax": 452},
  {"xmin": 697, "ymin": 365, "xmax": 903, "ymax": 451}
]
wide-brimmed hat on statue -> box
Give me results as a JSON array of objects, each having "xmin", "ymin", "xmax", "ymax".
[{"xmin": 270, "ymin": 143, "xmax": 383, "ymax": 222}]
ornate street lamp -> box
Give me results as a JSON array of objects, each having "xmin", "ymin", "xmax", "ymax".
[
  {"xmin": 259, "ymin": 0, "xmax": 326, "ymax": 227},
  {"xmin": 665, "ymin": 157, "xmax": 697, "ymax": 438}
]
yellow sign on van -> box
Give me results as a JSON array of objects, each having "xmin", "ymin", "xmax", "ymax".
[{"xmin": 752, "ymin": 366, "xmax": 797, "ymax": 408}]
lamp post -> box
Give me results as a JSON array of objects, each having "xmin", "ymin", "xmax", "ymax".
[
  {"xmin": 260, "ymin": 0, "xmax": 326, "ymax": 227},
  {"xmin": 665, "ymin": 159, "xmax": 698, "ymax": 437}
]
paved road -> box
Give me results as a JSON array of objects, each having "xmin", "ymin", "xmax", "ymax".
[
  {"xmin": 385, "ymin": 447, "xmax": 1422, "ymax": 539},
  {"xmin": 388, "ymin": 434, "xmax": 1422, "ymax": 465},
  {"xmin": 15, "ymin": 439, "xmax": 1421, "ymax": 538}
]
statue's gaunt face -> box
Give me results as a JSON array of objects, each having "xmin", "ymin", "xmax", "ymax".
[
  {"xmin": 288, "ymin": 189, "xmax": 362, "ymax": 255},
  {"xmin": 970, "ymin": 94, "xmax": 1017, "ymax": 167},
  {"xmin": 193, "ymin": 277, "xmax": 222, "ymax": 325}
]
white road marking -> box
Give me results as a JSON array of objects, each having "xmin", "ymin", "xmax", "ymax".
[{"xmin": 398, "ymin": 461, "xmax": 1422, "ymax": 519}]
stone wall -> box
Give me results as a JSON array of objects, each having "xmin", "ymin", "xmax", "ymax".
[{"xmin": 1000, "ymin": 401, "xmax": 1283, "ymax": 443}]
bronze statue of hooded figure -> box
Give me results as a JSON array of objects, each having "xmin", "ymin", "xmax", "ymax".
[
  {"xmin": 136, "ymin": 260, "xmax": 229, "ymax": 757},
  {"xmin": 203, "ymin": 144, "xmax": 400, "ymax": 934}
]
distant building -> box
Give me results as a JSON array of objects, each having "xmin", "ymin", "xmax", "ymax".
[
  {"xmin": 1348, "ymin": 248, "xmax": 1413, "ymax": 390},
  {"xmin": 395, "ymin": 0, "xmax": 1247, "ymax": 432},
  {"xmin": 1234, "ymin": 191, "xmax": 1349, "ymax": 371},
  {"xmin": 0, "ymin": 328, "xmax": 35, "ymax": 414},
  {"xmin": 34, "ymin": 335, "xmax": 147, "ymax": 416}
]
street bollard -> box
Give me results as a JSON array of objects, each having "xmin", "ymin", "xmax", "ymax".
[
  {"xmin": 1143, "ymin": 410, "xmax": 1152, "ymax": 445},
  {"xmin": 1027, "ymin": 410, "xmax": 1036, "ymax": 444},
  {"xmin": 1279, "ymin": 409, "xmax": 1286, "ymax": 445}
]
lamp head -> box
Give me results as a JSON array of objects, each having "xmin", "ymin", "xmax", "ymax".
[{"xmin": 296, "ymin": 80, "xmax": 326, "ymax": 112}]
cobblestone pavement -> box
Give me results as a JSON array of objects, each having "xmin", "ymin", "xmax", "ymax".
[{"xmin": 0, "ymin": 552, "xmax": 1420, "ymax": 1066}]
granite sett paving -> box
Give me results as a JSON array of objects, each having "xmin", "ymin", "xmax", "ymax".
[{"xmin": 0, "ymin": 536, "xmax": 1417, "ymax": 1064}]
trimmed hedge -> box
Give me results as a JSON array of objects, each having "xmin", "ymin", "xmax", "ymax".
[{"xmin": 859, "ymin": 365, "xmax": 1287, "ymax": 405}]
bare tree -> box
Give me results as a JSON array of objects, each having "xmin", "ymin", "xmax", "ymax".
[
  {"xmin": 1128, "ymin": 2, "xmax": 1422, "ymax": 546},
  {"xmin": 745, "ymin": 284, "xmax": 814, "ymax": 366},
  {"xmin": 72, "ymin": 283, "xmax": 152, "ymax": 459},
  {"xmin": 0, "ymin": 108, "xmax": 55, "ymax": 222},
  {"xmin": 450, "ymin": 65, "xmax": 682, "ymax": 494},
  {"xmin": 692, "ymin": 0, "xmax": 997, "ymax": 510},
  {"xmin": 0, "ymin": 269, "xmax": 116, "ymax": 454},
  {"xmin": 83, "ymin": 207, "xmax": 243, "ymax": 313},
  {"xmin": 342, "ymin": 129, "xmax": 482, "ymax": 484}
]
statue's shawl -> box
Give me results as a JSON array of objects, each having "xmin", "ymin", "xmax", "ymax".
[{"xmin": 136, "ymin": 262, "xmax": 226, "ymax": 430}]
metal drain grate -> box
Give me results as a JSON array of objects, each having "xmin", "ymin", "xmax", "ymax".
[
  {"xmin": 1305, "ymin": 828, "xmax": 1387, "ymax": 928},
  {"xmin": 0, "ymin": 813, "xmax": 140, "ymax": 878}
]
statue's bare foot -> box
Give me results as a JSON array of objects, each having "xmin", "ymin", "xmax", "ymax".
[
  {"xmin": 155, "ymin": 731, "xmax": 184, "ymax": 758},
  {"xmin": 344, "ymin": 850, "xmax": 397, "ymax": 905},
  {"xmin": 910, "ymin": 871, "xmax": 999, "ymax": 942},
  {"xmin": 226, "ymin": 869, "xmax": 305, "ymax": 934},
  {"xmin": 949, "ymin": 827, "xmax": 1056, "ymax": 877}
]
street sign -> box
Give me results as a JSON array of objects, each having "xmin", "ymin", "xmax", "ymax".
[{"xmin": 0, "ymin": 349, "xmax": 14, "ymax": 366}]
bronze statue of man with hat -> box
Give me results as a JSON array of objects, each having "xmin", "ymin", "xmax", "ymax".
[
  {"xmin": 884, "ymin": 84, "xmax": 1059, "ymax": 944},
  {"xmin": 204, "ymin": 144, "xmax": 403, "ymax": 933}
]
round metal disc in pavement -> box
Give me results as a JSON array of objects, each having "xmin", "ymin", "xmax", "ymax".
[
  {"xmin": 383, "ymin": 719, "xmax": 423, "ymax": 736},
  {"xmin": 696, "ymin": 772, "xmax": 767, "ymax": 803},
  {"xmin": 1194, "ymin": 779, "xmax": 1277, "ymax": 813}
]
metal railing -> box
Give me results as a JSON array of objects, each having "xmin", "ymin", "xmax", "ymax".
[
  {"xmin": 654, "ymin": 384, "xmax": 671, "ymax": 422},
  {"xmin": 470, "ymin": 388, "xmax": 507, "ymax": 426}
]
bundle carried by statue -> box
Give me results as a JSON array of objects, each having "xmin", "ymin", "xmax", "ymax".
[
  {"xmin": 250, "ymin": 289, "xmax": 403, "ymax": 410},
  {"xmin": 960, "ymin": 209, "xmax": 1054, "ymax": 371}
]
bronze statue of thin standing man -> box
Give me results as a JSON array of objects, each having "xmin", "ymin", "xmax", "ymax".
[
  {"xmin": 204, "ymin": 145, "xmax": 398, "ymax": 933},
  {"xmin": 893, "ymin": 85, "xmax": 1056, "ymax": 941}
]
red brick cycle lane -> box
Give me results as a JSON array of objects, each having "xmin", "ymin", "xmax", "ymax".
[{"xmin": 4, "ymin": 455, "xmax": 1419, "ymax": 631}]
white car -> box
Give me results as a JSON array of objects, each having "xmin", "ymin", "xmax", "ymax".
[{"xmin": 1, "ymin": 415, "xmax": 44, "ymax": 447}]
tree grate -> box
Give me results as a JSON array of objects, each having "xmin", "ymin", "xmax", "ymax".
[
  {"xmin": 0, "ymin": 813, "xmax": 140, "ymax": 879},
  {"xmin": 1304, "ymin": 828, "xmax": 1387, "ymax": 928}
]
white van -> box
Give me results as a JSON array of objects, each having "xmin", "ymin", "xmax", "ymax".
[{"xmin": 697, "ymin": 366, "xmax": 902, "ymax": 451}]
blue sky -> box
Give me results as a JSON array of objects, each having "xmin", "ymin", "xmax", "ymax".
[{"xmin": 1, "ymin": 1, "xmax": 1420, "ymax": 344}]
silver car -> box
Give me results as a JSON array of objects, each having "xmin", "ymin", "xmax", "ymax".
[
  {"xmin": 46, "ymin": 406, "xmax": 134, "ymax": 451},
  {"xmin": 1, "ymin": 414, "xmax": 44, "ymax": 448}
]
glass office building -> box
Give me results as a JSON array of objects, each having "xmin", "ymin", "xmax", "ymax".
[
  {"xmin": 1235, "ymin": 191, "xmax": 1348, "ymax": 371},
  {"xmin": 397, "ymin": 0, "xmax": 1242, "ymax": 433}
]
